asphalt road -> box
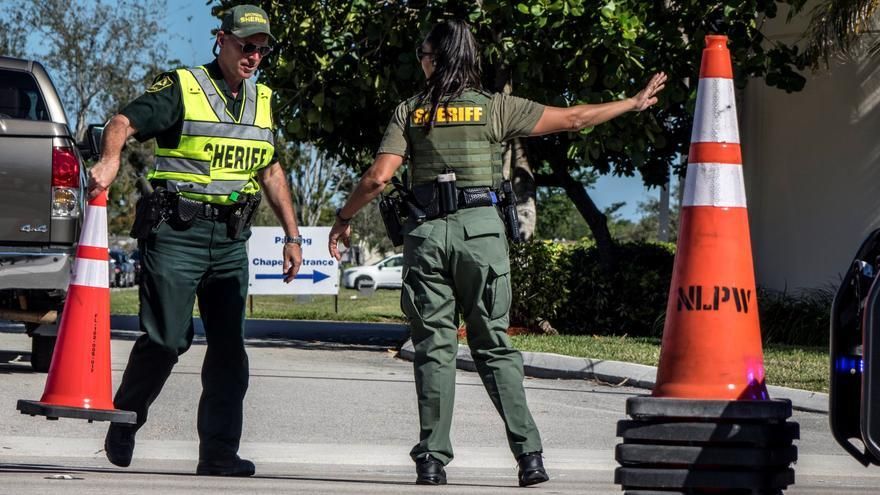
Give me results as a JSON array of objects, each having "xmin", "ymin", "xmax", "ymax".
[{"xmin": 0, "ymin": 326, "xmax": 878, "ymax": 494}]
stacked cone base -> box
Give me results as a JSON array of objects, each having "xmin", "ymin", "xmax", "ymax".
[
  {"xmin": 17, "ymin": 399, "xmax": 136, "ymax": 423},
  {"xmin": 614, "ymin": 397, "xmax": 799, "ymax": 494}
]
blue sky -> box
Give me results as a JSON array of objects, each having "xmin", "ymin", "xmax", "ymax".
[{"xmin": 165, "ymin": 0, "xmax": 658, "ymax": 220}]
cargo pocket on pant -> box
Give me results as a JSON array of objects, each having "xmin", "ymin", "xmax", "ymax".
[
  {"xmin": 400, "ymin": 266, "xmax": 421, "ymax": 320},
  {"xmin": 483, "ymin": 259, "xmax": 511, "ymax": 320}
]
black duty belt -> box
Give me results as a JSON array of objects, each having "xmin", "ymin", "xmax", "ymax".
[
  {"xmin": 197, "ymin": 202, "xmax": 236, "ymax": 221},
  {"xmin": 173, "ymin": 194, "xmax": 236, "ymax": 222},
  {"xmin": 457, "ymin": 186, "xmax": 498, "ymax": 208},
  {"xmin": 148, "ymin": 181, "xmax": 237, "ymax": 222},
  {"xmin": 410, "ymin": 183, "xmax": 499, "ymax": 220}
]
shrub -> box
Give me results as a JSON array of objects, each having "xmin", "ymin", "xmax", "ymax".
[
  {"xmin": 556, "ymin": 241, "xmax": 675, "ymax": 337},
  {"xmin": 509, "ymin": 238, "xmax": 834, "ymax": 346},
  {"xmin": 757, "ymin": 287, "xmax": 833, "ymax": 347},
  {"xmin": 509, "ymin": 240, "xmax": 572, "ymax": 329},
  {"xmin": 510, "ymin": 240, "xmax": 675, "ymax": 337}
]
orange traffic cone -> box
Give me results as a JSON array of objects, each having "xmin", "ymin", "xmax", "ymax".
[
  {"xmin": 653, "ymin": 35, "xmax": 768, "ymax": 400},
  {"xmin": 17, "ymin": 192, "xmax": 136, "ymax": 423}
]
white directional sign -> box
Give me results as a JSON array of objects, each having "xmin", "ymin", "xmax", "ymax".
[{"xmin": 247, "ymin": 226, "xmax": 339, "ymax": 295}]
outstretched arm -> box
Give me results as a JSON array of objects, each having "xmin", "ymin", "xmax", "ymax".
[{"xmin": 529, "ymin": 72, "xmax": 667, "ymax": 136}]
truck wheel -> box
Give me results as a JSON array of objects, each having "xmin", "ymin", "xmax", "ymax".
[{"xmin": 30, "ymin": 334, "xmax": 56, "ymax": 373}]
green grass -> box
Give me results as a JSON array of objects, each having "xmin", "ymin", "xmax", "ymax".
[
  {"xmin": 110, "ymin": 287, "xmax": 406, "ymax": 322},
  {"xmin": 510, "ymin": 334, "xmax": 829, "ymax": 393},
  {"xmin": 112, "ymin": 288, "xmax": 829, "ymax": 392},
  {"xmin": 510, "ymin": 334, "xmax": 663, "ymax": 365}
]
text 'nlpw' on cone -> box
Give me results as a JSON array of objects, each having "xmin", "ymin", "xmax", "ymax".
[
  {"xmin": 653, "ymin": 35, "xmax": 767, "ymax": 401},
  {"xmin": 17, "ymin": 191, "xmax": 135, "ymax": 423}
]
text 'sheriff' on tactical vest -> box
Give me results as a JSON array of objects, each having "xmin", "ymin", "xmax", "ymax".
[
  {"xmin": 405, "ymin": 90, "xmax": 503, "ymax": 189},
  {"xmin": 149, "ymin": 66, "xmax": 276, "ymax": 205}
]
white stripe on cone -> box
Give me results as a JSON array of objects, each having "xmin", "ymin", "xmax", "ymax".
[
  {"xmin": 80, "ymin": 203, "xmax": 108, "ymax": 249},
  {"xmin": 71, "ymin": 257, "xmax": 109, "ymax": 289},
  {"xmin": 691, "ymin": 78, "xmax": 740, "ymax": 144},
  {"xmin": 682, "ymin": 163, "xmax": 747, "ymax": 208}
]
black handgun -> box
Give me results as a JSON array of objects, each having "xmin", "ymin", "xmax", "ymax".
[
  {"xmin": 379, "ymin": 193, "xmax": 405, "ymax": 247},
  {"xmin": 130, "ymin": 176, "xmax": 166, "ymax": 240},
  {"xmin": 500, "ymin": 180, "xmax": 523, "ymax": 244},
  {"xmin": 379, "ymin": 178, "xmax": 407, "ymax": 246},
  {"xmin": 227, "ymin": 193, "xmax": 261, "ymax": 240}
]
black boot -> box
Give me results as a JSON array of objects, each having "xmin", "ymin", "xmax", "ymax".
[
  {"xmin": 104, "ymin": 424, "xmax": 136, "ymax": 468},
  {"xmin": 196, "ymin": 456, "xmax": 256, "ymax": 477},
  {"xmin": 415, "ymin": 454, "xmax": 447, "ymax": 485},
  {"xmin": 517, "ymin": 452, "xmax": 549, "ymax": 487}
]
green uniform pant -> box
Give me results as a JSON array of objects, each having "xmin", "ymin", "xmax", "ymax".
[
  {"xmin": 402, "ymin": 206, "xmax": 543, "ymax": 465},
  {"xmin": 113, "ymin": 217, "xmax": 250, "ymax": 461}
]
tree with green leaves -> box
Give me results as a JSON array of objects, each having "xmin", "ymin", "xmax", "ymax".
[
  {"xmin": 0, "ymin": 0, "xmax": 175, "ymax": 234},
  {"xmin": 287, "ymin": 143, "xmax": 355, "ymax": 226},
  {"xmin": 216, "ymin": 0, "xmax": 807, "ymax": 266},
  {"xmin": 0, "ymin": 1, "xmax": 27, "ymax": 58},
  {"xmin": 610, "ymin": 184, "xmax": 681, "ymax": 244},
  {"xmin": 534, "ymin": 187, "xmax": 592, "ymax": 241},
  {"xmin": 7, "ymin": 0, "xmax": 172, "ymax": 141},
  {"xmin": 801, "ymin": 0, "xmax": 880, "ymax": 67}
]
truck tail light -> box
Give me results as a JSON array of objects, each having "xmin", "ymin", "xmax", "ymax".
[{"xmin": 52, "ymin": 146, "xmax": 81, "ymax": 218}]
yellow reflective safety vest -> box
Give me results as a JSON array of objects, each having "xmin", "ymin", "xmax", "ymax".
[
  {"xmin": 405, "ymin": 90, "xmax": 503, "ymax": 188},
  {"xmin": 148, "ymin": 66, "xmax": 275, "ymax": 205}
]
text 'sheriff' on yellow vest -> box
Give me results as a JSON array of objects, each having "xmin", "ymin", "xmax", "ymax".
[
  {"xmin": 405, "ymin": 90, "xmax": 503, "ymax": 189},
  {"xmin": 411, "ymin": 105, "xmax": 485, "ymax": 126},
  {"xmin": 149, "ymin": 66, "xmax": 276, "ymax": 205}
]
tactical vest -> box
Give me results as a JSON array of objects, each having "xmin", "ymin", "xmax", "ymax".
[
  {"xmin": 149, "ymin": 66, "xmax": 275, "ymax": 205},
  {"xmin": 406, "ymin": 90, "xmax": 503, "ymax": 189}
]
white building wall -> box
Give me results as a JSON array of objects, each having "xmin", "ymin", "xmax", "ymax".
[{"xmin": 740, "ymin": 13, "xmax": 880, "ymax": 291}]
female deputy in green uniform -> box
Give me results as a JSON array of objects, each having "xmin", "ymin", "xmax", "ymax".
[{"xmin": 328, "ymin": 19, "xmax": 665, "ymax": 487}]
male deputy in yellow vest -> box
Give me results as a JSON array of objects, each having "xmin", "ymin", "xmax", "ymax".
[{"xmin": 87, "ymin": 5, "xmax": 301, "ymax": 477}]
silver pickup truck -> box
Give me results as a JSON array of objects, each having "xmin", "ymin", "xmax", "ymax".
[{"xmin": 0, "ymin": 56, "xmax": 100, "ymax": 371}]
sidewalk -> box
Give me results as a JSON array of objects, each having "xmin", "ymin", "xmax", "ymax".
[{"xmin": 397, "ymin": 339, "xmax": 829, "ymax": 414}]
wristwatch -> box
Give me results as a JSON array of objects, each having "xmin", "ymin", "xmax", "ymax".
[
  {"xmin": 335, "ymin": 207, "xmax": 352, "ymax": 225},
  {"xmin": 283, "ymin": 235, "xmax": 303, "ymax": 245}
]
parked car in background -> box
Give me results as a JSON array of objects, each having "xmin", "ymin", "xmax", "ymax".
[
  {"xmin": 129, "ymin": 248, "xmax": 142, "ymax": 285},
  {"xmin": 342, "ymin": 254, "xmax": 404, "ymax": 289},
  {"xmin": 0, "ymin": 55, "xmax": 100, "ymax": 371},
  {"xmin": 109, "ymin": 248, "xmax": 135, "ymax": 288}
]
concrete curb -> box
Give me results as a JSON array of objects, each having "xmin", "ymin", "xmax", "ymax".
[
  {"xmin": 398, "ymin": 339, "xmax": 828, "ymax": 414},
  {"xmin": 110, "ymin": 315, "xmax": 409, "ymax": 347}
]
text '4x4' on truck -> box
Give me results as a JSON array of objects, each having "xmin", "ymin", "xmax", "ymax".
[{"xmin": 0, "ymin": 56, "xmax": 101, "ymax": 371}]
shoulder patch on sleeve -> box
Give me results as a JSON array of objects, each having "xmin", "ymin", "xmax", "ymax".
[{"xmin": 146, "ymin": 74, "xmax": 174, "ymax": 93}]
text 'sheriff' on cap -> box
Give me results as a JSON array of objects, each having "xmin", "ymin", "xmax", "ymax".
[{"xmin": 220, "ymin": 4, "xmax": 274, "ymax": 41}]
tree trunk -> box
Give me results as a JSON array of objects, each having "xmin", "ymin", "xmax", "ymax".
[
  {"xmin": 548, "ymin": 161, "xmax": 617, "ymax": 270},
  {"xmin": 659, "ymin": 179, "xmax": 670, "ymax": 242}
]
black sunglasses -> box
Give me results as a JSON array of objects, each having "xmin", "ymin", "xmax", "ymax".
[
  {"xmin": 229, "ymin": 36, "xmax": 273, "ymax": 57},
  {"xmin": 416, "ymin": 47, "xmax": 434, "ymax": 60}
]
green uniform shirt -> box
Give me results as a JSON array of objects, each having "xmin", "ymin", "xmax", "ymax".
[
  {"xmin": 377, "ymin": 92, "xmax": 545, "ymax": 157},
  {"xmin": 121, "ymin": 59, "xmax": 280, "ymax": 163}
]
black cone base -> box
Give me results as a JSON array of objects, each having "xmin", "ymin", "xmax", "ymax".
[
  {"xmin": 17, "ymin": 399, "xmax": 136, "ymax": 424},
  {"xmin": 614, "ymin": 397, "xmax": 798, "ymax": 494}
]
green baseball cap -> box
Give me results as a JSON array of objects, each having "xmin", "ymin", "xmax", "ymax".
[{"xmin": 220, "ymin": 4, "xmax": 274, "ymax": 41}]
